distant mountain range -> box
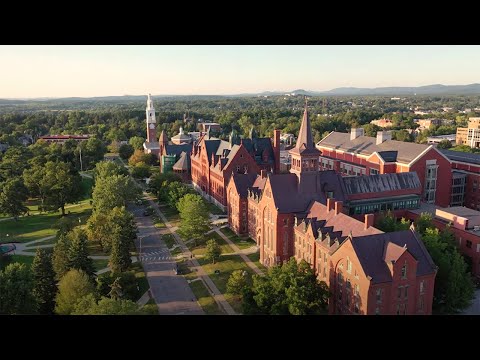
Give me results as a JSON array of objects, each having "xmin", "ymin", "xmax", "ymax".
[
  {"xmin": 241, "ymin": 84, "xmax": 480, "ymax": 97},
  {"xmin": 2, "ymin": 84, "xmax": 480, "ymax": 103}
]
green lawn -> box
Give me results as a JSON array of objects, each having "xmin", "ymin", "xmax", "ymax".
[
  {"xmin": 189, "ymin": 279, "xmax": 223, "ymax": 315},
  {"xmin": 205, "ymin": 201, "xmax": 225, "ymax": 215},
  {"xmin": 0, "ymin": 254, "xmax": 35, "ymax": 271},
  {"xmin": 0, "ymin": 199, "xmax": 92, "ymax": 243},
  {"xmin": 189, "ymin": 232, "xmax": 234, "ymax": 256},
  {"xmin": 159, "ymin": 205, "xmax": 181, "ymax": 224},
  {"xmin": 131, "ymin": 262, "xmax": 149, "ymax": 296},
  {"xmin": 220, "ymin": 227, "xmax": 256, "ymax": 250},
  {"xmin": 247, "ymin": 252, "xmax": 268, "ymax": 272},
  {"xmin": 93, "ymin": 258, "xmax": 109, "ymax": 271},
  {"xmin": 198, "ymin": 254, "xmax": 255, "ymax": 314},
  {"xmin": 25, "ymin": 236, "xmax": 58, "ymax": 248}
]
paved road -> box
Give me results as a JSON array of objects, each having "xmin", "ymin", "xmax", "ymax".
[{"xmin": 130, "ymin": 204, "xmax": 204, "ymax": 315}]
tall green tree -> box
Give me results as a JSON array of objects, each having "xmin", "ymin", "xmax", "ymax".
[
  {"xmin": 0, "ymin": 263, "xmax": 38, "ymax": 314},
  {"xmin": 92, "ymin": 175, "xmax": 140, "ymax": 213},
  {"xmin": 205, "ymin": 239, "xmax": 222, "ymax": 264},
  {"xmin": 94, "ymin": 160, "xmax": 128, "ymax": 179},
  {"xmin": 119, "ymin": 144, "xmax": 135, "ymax": 161},
  {"xmin": 129, "ymin": 136, "xmax": 145, "ymax": 150},
  {"xmin": 414, "ymin": 212, "xmax": 434, "ymax": 235},
  {"xmin": 131, "ymin": 162, "xmax": 151, "ymax": 179},
  {"xmin": 108, "ymin": 207, "xmax": 137, "ymax": 272},
  {"xmin": 167, "ymin": 181, "xmax": 192, "ymax": 208},
  {"xmin": 0, "ymin": 178, "xmax": 29, "ymax": 219},
  {"xmin": 72, "ymin": 294, "xmax": 141, "ymax": 315},
  {"xmin": 52, "ymin": 233, "xmax": 71, "ymax": 281},
  {"xmin": 32, "ymin": 248, "xmax": 57, "ymax": 314},
  {"xmin": 177, "ymin": 194, "xmax": 210, "ymax": 246},
  {"xmin": 243, "ymin": 258, "xmax": 329, "ymax": 315},
  {"xmin": 227, "ymin": 270, "xmax": 249, "ymax": 295},
  {"xmin": 67, "ymin": 227, "xmax": 95, "ymax": 278},
  {"xmin": 55, "ymin": 269, "xmax": 95, "ymax": 315},
  {"xmin": 437, "ymin": 139, "xmax": 452, "ymax": 149},
  {"xmin": 421, "ymin": 227, "xmax": 474, "ymax": 313}
]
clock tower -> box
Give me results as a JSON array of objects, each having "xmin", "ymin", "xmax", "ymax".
[{"xmin": 146, "ymin": 93, "xmax": 156, "ymax": 143}]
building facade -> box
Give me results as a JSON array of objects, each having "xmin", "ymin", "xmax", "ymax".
[
  {"xmin": 456, "ymin": 117, "xmax": 480, "ymax": 147},
  {"xmin": 225, "ymin": 104, "xmax": 437, "ymax": 314},
  {"xmin": 191, "ymin": 129, "xmax": 280, "ymax": 210},
  {"xmin": 316, "ymin": 128, "xmax": 453, "ymax": 207}
]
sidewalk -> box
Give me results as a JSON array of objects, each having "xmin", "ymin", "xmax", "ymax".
[
  {"xmin": 147, "ymin": 195, "xmax": 237, "ymax": 315},
  {"xmin": 213, "ymin": 228, "xmax": 264, "ymax": 276}
]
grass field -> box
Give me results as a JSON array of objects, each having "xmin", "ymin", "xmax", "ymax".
[
  {"xmin": 220, "ymin": 227, "xmax": 256, "ymax": 250},
  {"xmin": 189, "ymin": 232, "xmax": 234, "ymax": 256},
  {"xmin": 198, "ymin": 254, "xmax": 254, "ymax": 313},
  {"xmin": 0, "ymin": 254, "xmax": 35, "ymax": 271},
  {"xmin": 0, "ymin": 204, "xmax": 92, "ymax": 243},
  {"xmin": 246, "ymin": 252, "xmax": 267, "ymax": 272},
  {"xmin": 189, "ymin": 279, "xmax": 223, "ymax": 315}
]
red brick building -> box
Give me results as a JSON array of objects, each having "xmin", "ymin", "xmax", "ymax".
[
  {"xmin": 226, "ymin": 104, "xmax": 437, "ymax": 314},
  {"xmin": 293, "ymin": 200, "xmax": 437, "ymax": 315},
  {"xmin": 191, "ymin": 129, "xmax": 281, "ymax": 210},
  {"xmin": 316, "ymin": 128, "xmax": 452, "ymax": 207}
]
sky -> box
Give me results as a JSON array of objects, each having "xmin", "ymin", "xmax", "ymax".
[{"xmin": 0, "ymin": 45, "xmax": 479, "ymax": 98}]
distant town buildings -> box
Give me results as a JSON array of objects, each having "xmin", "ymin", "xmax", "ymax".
[
  {"xmin": 456, "ymin": 117, "xmax": 480, "ymax": 148},
  {"xmin": 370, "ymin": 118, "xmax": 394, "ymax": 128},
  {"xmin": 414, "ymin": 118, "xmax": 452, "ymax": 131},
  {"xmin": 39, "ymin": 134, "xmax": 90, "ymax": 144},
  {"xmin": 427, "ymin": 134, "xmax": 456, "ymax": 145},
  {"xmin": 197, "ymin": 122, "xmax": 221, "ymax": 133}
]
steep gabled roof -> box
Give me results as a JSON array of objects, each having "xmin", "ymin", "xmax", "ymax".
[
  {"xmin": 351, "ymin": 230, "xmax": 437, "ymax": 284},
  {"xmin": 290, "ymin": 103, "xmax": 321, "ymax": 156},
  {"xmin": 172, "ymin": 151, "xmax": 190, "ymax": 171},
  {"xmin": 230, "ymin": 172, "xmax": 258, "ymax": 198}
]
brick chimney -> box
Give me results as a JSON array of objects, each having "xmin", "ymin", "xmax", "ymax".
[
  {"xmin": 273, "ymin": 129, "xmax": 281, "ymax": 174},
  {"xmin": 376, "ymin": 130, "xmax": 392, "ymax": 145},
  {"xmin": 364, "ymin": 214, "xmax": 374, "ymax": 230},
  {"xmin": 260, "ymin": 169, "xmax": 267, "ymax": 179},
  {"xmin": 334, "ymin": 201, "xmax": 343, "ymax": 215},
  {"xmin": 327, "ymin": 198, "xmax": 335, "ymax": 212},
  {"xmin": 350, "ymin": 128, "xmax": 365, "ymax": 140}
]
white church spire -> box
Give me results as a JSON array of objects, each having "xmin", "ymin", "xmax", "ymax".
[{"xmin": 146, "ymin": 93, "xmax": 156, "ymax": 142}]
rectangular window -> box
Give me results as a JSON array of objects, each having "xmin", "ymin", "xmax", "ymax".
[
  {"xmin": 347, "ymin": 259, "xmax": 352, "ymax": 274},
  {"xmin": 396, "ymin": 304, "xmax": 400, "ymax": 315},
  {"xmin": 420, "ymin": 296, "xmax": 424, "ymax": 311},
  {"xmin": 405, "ymin": 286, "xmax": 409, "ymax": 299},
  {"xmin": 376, "ymin": 288, "xmax": 382, "ymax": 303},
  {"xmin": 467, "ymin": 240, "xmax": 473, "ymax": 249},
  {"xmin": 375, "ymin": 307, "xmax": 380, "ymax": 315},
  {"xmin": 370, "ymin": 168, "xmax": 379, "ymax": 175},
  {"xmin": 397, "ymin": 287, "xmax": 402, "ymax": 299},
  {"xmin": 401, "ymin": 264, "xmax": 407, "ymax": 279},
  {"xmin": 420, "ymin": 280, "xmax": 425, "ymax": 294}
]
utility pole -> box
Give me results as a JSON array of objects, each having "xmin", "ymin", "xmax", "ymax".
[{"xmin": 79, "ymin": 146, "xmax": 83, "ymax": 172}]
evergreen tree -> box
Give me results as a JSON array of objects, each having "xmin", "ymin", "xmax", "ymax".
[
  {"xmin": 52, "ymin": 233, "xmax": 71, "ymax": 281},
  {"xmin": 0, "ymin": 263, "xmax": 38, "ymax": 314},
  {"xmin": 67, "ymin": 227, "xmax": 95, "ymax": 278},
  {"xmin": 108, "ymin": 277, "xmax": 123, "ymax": 300},
  {"xmin": 32, "ymin": 248, "xmax": 57, "ymax": 314}
]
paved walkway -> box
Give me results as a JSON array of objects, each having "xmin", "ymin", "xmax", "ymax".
[
  {"xmin": 136, "ymin": 290, "xmax": 151, "ymax": 306},
  {"xmin": 213, "ymin": 228, "xmax": 264, "ymax": 276},
  {"xmin": 152, "ymin": 200, "xmax": 237, "ymax": 315}
]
